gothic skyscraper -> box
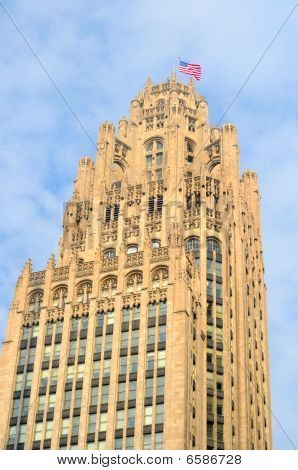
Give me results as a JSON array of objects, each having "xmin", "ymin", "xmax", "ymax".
[{"xmin": 0, "ymin": 75, "xmax": 272, "ymax": 450}]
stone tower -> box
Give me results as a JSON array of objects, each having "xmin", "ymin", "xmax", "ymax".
[{"xmin": 0, "ymin": 75, "xmax": 272, "ymax": 450}]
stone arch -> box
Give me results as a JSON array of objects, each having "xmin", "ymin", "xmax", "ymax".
[
  {"xmin": 28, "ymin": 290, "xmax": 44, "ymax": 313},
  {"xmin": 52, "ymin": 285, "xmax": 68, "ymax": 308},
  {"xmin": 125, "ymin": 271, "xmax": 143, "ymax": 293},
  {"xmin": 76, "ymin": 280, "xmax": 92, "ymax": 304},
  {"xmin": 151, "ymin": 266, "xmax": 169, "ymax": 289},
  {"xmin": 101, "ymin": 276, "xmax": 117, "ymax": 298}
]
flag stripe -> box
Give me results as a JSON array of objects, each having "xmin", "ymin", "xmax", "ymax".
[{"xmin": 178, "ymin": 60, "xmax": 202, "ymax": 81}]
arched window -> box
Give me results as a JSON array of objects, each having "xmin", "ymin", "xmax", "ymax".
[
  {"xmin": 52, "ymin": 286, "xmax": 67, "ymax": 309},
  {"xmin": 126, "ymin": 272, "xmax": 143, "ymax": 293},
  {"xmin": 127, "ymin": 245, "xmax": 138, "ymax": 254},
  {"xmin": 152, "ymin": 267, "xmax": 168, "ymax": 289},
  {"xmin": 151, "ymin": 239, "xmax": 161, "ymax": 249},
  {"xmin": 185, "ymin": 237, "xmax": 200, "ymax": 253},
  {"xmin": 28, "ymin": 290, "xmax": 43, "ymax": 313},
  {"xmin": 145, "ymin": 139, "xmax": 164, "ymax": 181},
  {"xmin": 76, "ymin": 281, "xmax": 92, "ymax": 304},
  {"xmin": 101, "ymin": 277, "xmax": 117, "ymax": 298},
  {"xmin": 104, "ymin": 248, "xmax": 116, "ymax": 259},
  {"xmin": 207, "ymin": 238, "xmax": 221, "ymax": 254},
  {"xmin": 185, "ymin": 237, "xmax": 200, "ymax": 268}
]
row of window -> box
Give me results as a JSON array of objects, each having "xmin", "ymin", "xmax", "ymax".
[
  {"xmin": 206, "ymin": 252, "xmax": 224, "ymax": 450},
  {"xmin": 27, "ymin": 267, "xmax": 169, "ymax": 314},
  {"xmin": 103, "ymin": 237, "xmax": 221, "ymax": 262}
]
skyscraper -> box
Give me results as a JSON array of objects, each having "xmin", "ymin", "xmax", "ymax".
[{"xmin": 0, "ymin": 74, "xmax": 272, "ymax": 450}]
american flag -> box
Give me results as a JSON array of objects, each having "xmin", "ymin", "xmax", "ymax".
[{"xmin": 178, "ymin": 60, "xmax": 202, "ymax": 81}]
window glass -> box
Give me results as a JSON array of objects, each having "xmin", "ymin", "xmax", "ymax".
[
  {"xmin": 127, "ymin": 408, "xmax": 135, "ymax": 428},
  {"xmin": 45, "ymin": 420, "xmax": 53, "ymax": 439},
  {"xmin": 151, "ymin": 239, "xmax": 161, "ymax": 249},
  {"xmin": 127, "ymin": 245, "xmax": 138, "ymax": 254},
  {"xmin": 129, "ymin": 381, "xmax": 137, "ymax": 400},
  {"xmin": 143, "ymin": 434, "xmax": 151, "ymax": 450},
  {"xmin": 126, "ymin": 436, "xmax": 134, "ymax": 450},
  {"xmin": 99, "ymin": 413, "xmax": 107, "ymax": 432},
  {"xmin": 144, "ymin": 406, "xmax": 152, "ymax": 425},
  {"xmin": 157, "ymin": 350, "xmax": 166, "ymax": 368},
  {"xmin": 116, "ymin": 410, "xmax": 124, "ymax": 429},
  {"xmin": 155, "ymin": 432, "xmax": 163, "ymax": 450},
  {"xmin": 104, "ymin": 249, "xmax": 116, "ymax": 259}
]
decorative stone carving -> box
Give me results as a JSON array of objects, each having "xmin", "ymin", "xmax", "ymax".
[
  {"xmin": 101, "ymin": 276, "xmax": 117, "ymax": 298},
  {"xmin": 46, "ymin": 307, "xmax": 65, "ymax": 323},
  {"xmin": 53, "ymin": 266, "xmax": 69, "ymax": 282},
  {"xmin": 126, "ymin": 272, "xmax": 142, "ymax": 293},
  {"xmin": 168, "ymin": 222, "xmax": 182, "ymax": 247},
  {"xmin": 23, "ymin": 290, "xmax": 44, "ymax": 326},
  {"xmin": 52, "ymin": 286, "xmax": 67, "ymax": 308},
  {"xmin": 102, "ymin": 256, "xmax": 118, "ymax": 272},
  {"xmin": 70, "ymin": 231, "xmax": 86, "ymax": 254},
  {"xmin": 72, "ymin": 302, "xmax": 90, "ymax": 317},
  {"xmin": 148, "ymin": 288, "xmax": 167, "ymax": 303},
  {"xmin": 151, "ymin": 247, "xmax": 169, "ymax": 262},
  {"xmin": 125, "ymin": 252, "xmax": 143, "ymax": 268},
  {"xmin": 97, "ymin": 298, "xmax": 115, "ymax": 313},
  {"xmin": 151, "ymin": 267, "xmax": 168, "ymax": 289},
  {"xmin": 29, "ymin": 271, "xmax": 46, "ymax": 287},
  {"xmin": 76, "ymin": 281, "xmax": 92, "ymax": 303},
  {"xmin": 77, "ymin": 261, "xmax": 94, "ymax": 278},
  {"xmin": 122, "ymin": 293, "xmax": 141, "ymax": 308},
  {"xmin": 115, "ymin": 138, "xmax": 130, "ymax": 160}
]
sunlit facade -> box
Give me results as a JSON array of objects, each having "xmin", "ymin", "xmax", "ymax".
[{"xmin": 0, "ymin": 74, "xmax": 272, "ymax": 450}]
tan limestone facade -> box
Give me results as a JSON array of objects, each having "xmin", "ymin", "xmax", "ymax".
[{"xmin": 0, "ymin": 74, "xmax": 272, "ymax": 450}]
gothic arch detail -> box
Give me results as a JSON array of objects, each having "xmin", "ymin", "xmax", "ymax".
[
  {"xmin": 76, "ymin": 280, "xmax": 92, "ymax": 304},
  {"xmin": 151, "ymin": 266, "xmax": 168, "ymax": 289},
  {"xmin": 52, "ymin": 285, "xmax": 68, "ymax": 309},
  {"xmin": 101, "ymin": 276, "xmax": 117, "ymax": 298},
  {"xmin": 126, "ymin": 271, "xmax": 143, "ymax": 293}
]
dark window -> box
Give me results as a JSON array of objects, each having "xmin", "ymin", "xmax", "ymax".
[
  {"xmin": 114, "ymin": 204, "xmax": 120, "ymax": 221},
  {"xmin": 105, "ymin": 206, "xmax": 112, "ymax": 223}
]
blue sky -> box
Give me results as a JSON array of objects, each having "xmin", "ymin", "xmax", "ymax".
[{"xmin": 0, "ymin": 0, "xmax": 297, "ymax": 449}]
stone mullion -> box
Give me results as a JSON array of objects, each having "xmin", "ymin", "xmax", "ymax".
[
  {"xmin": 259, "ymin": 282, "xmax": 272, "ymax": 449},
  {"xmin": 199, "ymin": 176, "xmax": 207, "ymax": 450},
  {"xmin": 253, "ymin": 264, "xmax": 263, "ymax": 450},
  {"xmin": 25, "ymin": 262, "xmax": 53, "ymax": 450},
  {"xmin": 77, "ymin": 300, "xmax": 96, "ymax": 449},
  {"xmin": 105, "ymin": 292, "xmax": 122, "ymax": 449},
  {"xmin": 255, "ymin": 254, "xmax": 266, "ymax": 450},
  {"xmin": 256, "ymin": 264, "xmax": 270, "ymax": 449},
  {"xmin": 163, "ymin": 245, "xmax": 189, "ymax": 450},
  {"xmin": 49, "ymin": 301, "xmax": 71, "ymax": 449},
  {"xmin": 134, "ymin": 249, "xmax": 150, "ymax": 450},
  {"xmin": 247, "ymin": 235, "xmax": 257, "ymax": 449},
  {"xmin": 123, "ymin": 311, "xmax": 135, "ymax": 449},
  {"xmin": 232, "ymin": 202, "xmax": 249, "ymax": 450},
  {"xmin": 220, "ymin": 218, "xmax": 232, "ymax": 450}
]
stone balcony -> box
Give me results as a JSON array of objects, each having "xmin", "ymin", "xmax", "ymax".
[
  {"xmin": 77, "ymin": 261, "xmax": 94, "ymax": 278},
  {"xmin": 101, "ymin": 256, "xmax": 119, "ymax": 272},
  {"xmin": 151, "ymin": 247, "xmax": 169, "ymax": 262},
  {"xmin": 53, "ymin": 266, "xmax": 69, "ymax": 282},
  {"xmin": 29, "ymin": 271, "xmax": 46, "ymax": 287},
  {"xmin": 125, "ymin": 252, "xmax": 143, "ymax": 268}
]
